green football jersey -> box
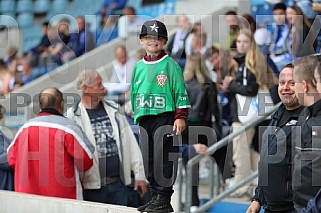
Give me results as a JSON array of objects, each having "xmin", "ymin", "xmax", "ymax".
[{"xmin": 130, "ymin": 55, "xmax": 191, "ymax": 124}]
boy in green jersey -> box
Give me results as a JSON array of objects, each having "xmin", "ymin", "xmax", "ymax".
[{"xmin": 130, "ymin": 20, "xmax": 190, "ymax": 212}]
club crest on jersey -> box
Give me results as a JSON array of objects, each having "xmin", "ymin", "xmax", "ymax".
[{"xmin": 157, "ymin": 74, "xmax": 167, "ymax": 87}]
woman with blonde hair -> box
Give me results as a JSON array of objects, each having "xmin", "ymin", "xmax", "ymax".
[{"xmin": 222, "ymin": 28, "xmax": 278, "ymax": 198}]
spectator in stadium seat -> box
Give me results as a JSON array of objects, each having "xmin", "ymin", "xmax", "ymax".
[
  {"xmin": 103, "ymin": 45, "xmax": 136, "ymax": 97},
  {"xmin": 16, "ymin": 57, "xmax": 38, "ymax": 84},
  {"xmin": 185, "ymin": 22, "xmax": 211, "ymax": 57},
  {"xmin": 269, "ymin": 3, "xmax": 290, "ymax": 71},
  {"xmin": 0, "ymin": 104, "xmax": 14, "ymax": 191},
  {"xmin": 118, "ymin": 6, "xmax": 145, "ymax": 39},
  {"xmin": 222, "ymin": 29, "xmax": 278, "ymax": 198},
  {"xmin": 28, "ymin": 21, "xmax": 51, "ymax": 66},
  {"xmin": 0, "ymin": 59, "xmax": 13, "ymax": 95},
  {"xmin": 38, "ymin": 25, "xmax": 65, "ymax": 72},
  {"xmin": 285, "ymin": 5, "xmax": 317, "ymax": 58},
  {"xmin": 207, "ymin": 46, "xmax": 237, "ymax": 131},
  {"xmin": 240, "ymin": 13, "xmax": 279, "ymax": 75},
  {"xmin": 99, "ymin": 0, "xmax": 127, "ymax": 16},
  {"xmin": 7, "ymin": 87, "xmax": 94, "ymax": 199},
  {"xmin": 58, "ymin": 18, "xmax": 71, "ymax": 45},
  {"xmin": 166, "ymin": 14, "xmax": 192, "ymax": 70},
  {"xmin": 96, "ymin": 15, "xmax": 118, "ymax": 47},
  {"xmin": 4, "ymin": 46, "xmax": 18, "ymax": 71},
  {"xmin": 61, "ymin": 16, "xmax": 95, "ymax": 63},
  {"xmin": 224, "ymin": 10, "xmax": 240, "ymax": 50},
  {"xmin": 183, "ymin": 32, "xmax": 224, "ymax": 210},
  {"xmin": 6, "ymin": 53, "xmax": 23, "ymax": 92}
]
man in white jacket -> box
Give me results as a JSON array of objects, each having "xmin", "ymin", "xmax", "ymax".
[{"xmin": 66, "ymin": 69, "xmax": 147, "ymax": 206}]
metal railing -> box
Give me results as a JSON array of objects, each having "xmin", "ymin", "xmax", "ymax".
[{"xmin": 184, "ymin": 103, "xmax": 281, "ymax": 213}]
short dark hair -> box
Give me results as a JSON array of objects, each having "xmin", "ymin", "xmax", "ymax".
[
  {"xmin": 42, "ymin": 21, "xmax": 49, "ymax": 26},
  {"xmin": 0, "ymin": 59, "xmax": 6, "ymax": 68},
  {"xmin": 273, "ymin": 3, "xmax": 286, "ymax": 11},
  {"xmin": 225, "ymin": 10, "xmax": 237, "ymax": 16},
  {"xmin": 60, "ymin": 17, "xmax": 70, "ymax": 24},
  {"xmin": 282, "ymin": 63, "xmax": 294, "ymax": 70}
]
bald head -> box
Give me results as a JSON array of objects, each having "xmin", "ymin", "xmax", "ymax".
[{"xmin": 39, "ymin": 88, "xmax": 64, "ymax": 113}]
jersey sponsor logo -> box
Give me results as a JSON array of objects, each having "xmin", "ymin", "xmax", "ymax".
[
  {"xmin": 156, "ymin": 74, "xmax": 167, "ymax": 87},
  {"xmin": 286, "ymin": 119, "xmax": 298, "ymax": 126},
  {"xmin": 135, "ymin": 79, "xmax": 142, "ymax": 86},
  {"xmin": 135, "ymin": 94, "xmax": 166, "ymax": 109}
]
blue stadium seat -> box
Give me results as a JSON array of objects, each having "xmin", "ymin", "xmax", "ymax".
[
  {"xmin": 23, "ymin": 26, "xmax": 43, "ymax": 53},
  {"xmin": 0, "ymin": 14, "xmax": 18, "ymax": 28},
  {"xmin": 17, "ymin": 12, "xmax": 34, "ymax": 28},
  {"xmin": 16, "ymin": 0, "xmax": 33, "ymax": 13},
  {"xmin": 52, "ymin": 0, "xmax": 68, "ymax": 12},
  {"xmin": 126, "ymin": 0, "xmax": 141, "ymax": 9},
  {"xmin": 33, "ymin": 0, "xmax": 50, "ymax": 14},
  {"xmin": 251, "ymin": 0, "xmax": 265, "ymax": 6},
  {"xmin": 24, "ymin": 25, "xmax": 42, "ymax": 38},
  {"xmin": 73, "ymin": 0, "xmax": 93, "ymax": 4},
  {"xmin": 0, "ymin": 0, "xmax": 16, "ymax": 14},
  {"xmin": 164, "ymin": 2, "xmax": 176, "ymax": 14}
]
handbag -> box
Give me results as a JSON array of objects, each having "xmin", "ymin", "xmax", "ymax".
[{"xmin": 236, "ymin": 67, "xmax": 274, "ymax": 123}]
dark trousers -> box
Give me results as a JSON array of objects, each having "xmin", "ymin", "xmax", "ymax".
[
  {"xmin": 84, "ymin": 180, "xmax": 128, "ymax": 205},
  {"xmin": 139, "ymin": 112, "xmax": 179, "ymax": 198}
]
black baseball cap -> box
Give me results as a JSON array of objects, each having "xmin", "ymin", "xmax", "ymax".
[{"xmin": 139, "ymin": 20, "xmax": 168, "ymax": 41}]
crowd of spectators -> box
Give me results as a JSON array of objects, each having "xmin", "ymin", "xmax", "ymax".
[{"xmin": 2, "ymin": 0, "xmax": 321, "ymax": 212}]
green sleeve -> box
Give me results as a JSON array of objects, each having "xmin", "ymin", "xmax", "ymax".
[{"xmin": 170, "ymin": 61, "xmax": 190, "ymax": 108}]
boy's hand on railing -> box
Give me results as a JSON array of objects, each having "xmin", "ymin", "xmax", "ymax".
[{"xmin": 193, "ymin": 144, "xmax": 208, "ymax": 154}]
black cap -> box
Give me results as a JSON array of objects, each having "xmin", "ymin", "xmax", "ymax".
[{"xmin": 139, "ymin": 20, "xmax": 168, "ymax": 41}]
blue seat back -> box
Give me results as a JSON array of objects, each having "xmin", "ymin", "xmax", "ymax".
[
  {"xmin": 33, "ymin": 0, "xmax": 50, "ymax": 14},
  {"xmin": 17, "ymin": 12, "xmax": 34, "ymax": 28},
  {"xmin": 0, "ymin": 0, "xmax": 16, "ymax": 13},
  {"xmin": 52, "ymin": 0, "xmax": 68, "ymax": 12},
  {"xmin": 16, "ymin": 0, "xmax": 33, "ymax": 13}
]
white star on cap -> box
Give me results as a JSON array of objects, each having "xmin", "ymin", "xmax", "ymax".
[{"xmin": 149, "ymin": 23, "xmax": 159, "ymax": 32}]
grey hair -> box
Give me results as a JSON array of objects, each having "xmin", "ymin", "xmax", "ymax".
[{"xmin": 76, "ymin": 70, "xmax": 99, "ymax": 90}]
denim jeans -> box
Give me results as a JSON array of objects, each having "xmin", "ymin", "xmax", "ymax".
[{"xmin": 84, "ymin": 180, "xmax": 128, "ymax": 205}]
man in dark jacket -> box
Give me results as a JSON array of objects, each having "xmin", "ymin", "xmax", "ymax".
[
  {"xmin": 292, "ymin": 55, "xmax": 321, "ymax": 212},
  {"xmin": 246, "ymin": 64, "xmax": 303, "ymax": 213},
  {"xmin": 61, "ymin": 16, "xmax": 95, "ymax": 63},
  {"xmin": 301, "ymin": 60, "xmax": 321, "ymax": 213}
]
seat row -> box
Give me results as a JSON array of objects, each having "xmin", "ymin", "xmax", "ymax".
[{"xmin": 0, "ymin": 0, "xmax": 68, "ymax": 14}]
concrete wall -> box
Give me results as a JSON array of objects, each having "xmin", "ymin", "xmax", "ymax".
[{"xmin": 0, "ymin": 190, "xmax": 138, "ymax": 213}]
